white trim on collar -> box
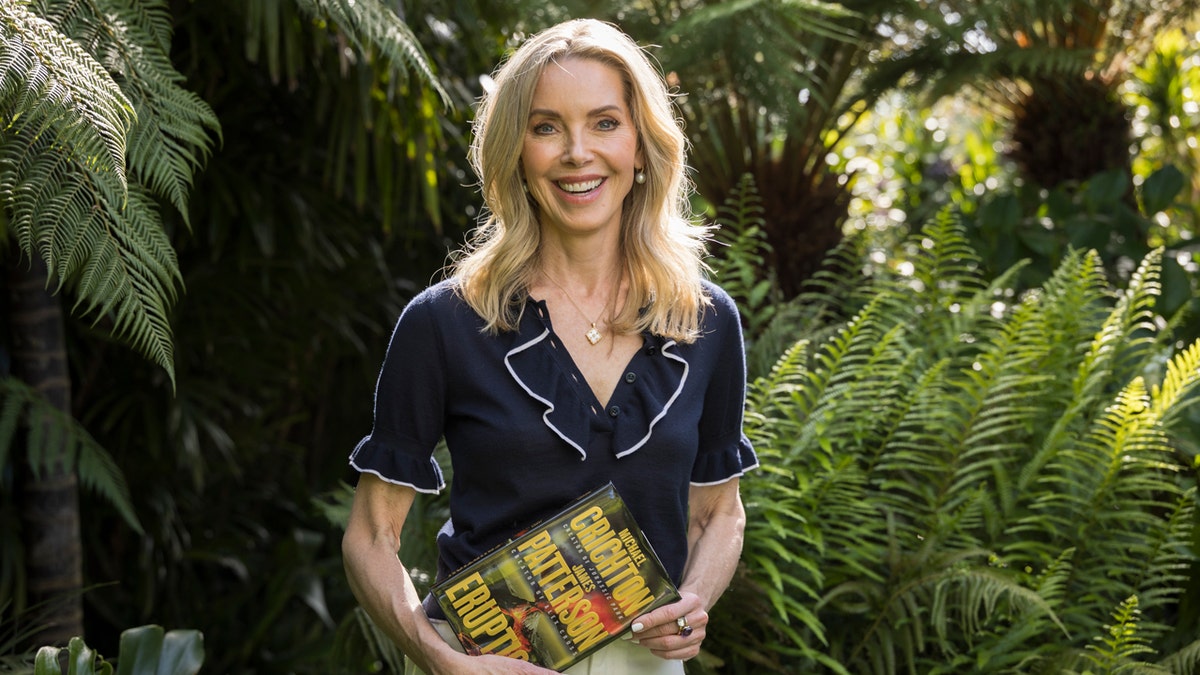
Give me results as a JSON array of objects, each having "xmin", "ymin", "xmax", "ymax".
[
  {"xmin": 614, "ymin": 339, "xmax": 688, "ymax": 458},
  {"xmin": 504, "ymin": 328, "xmax": 589, "ymax": 460}
]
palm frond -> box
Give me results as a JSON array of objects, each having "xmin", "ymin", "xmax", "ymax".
[
  {"xmin": 655, "ymin": 0, "xmax": 860, "ymax": 116},
  {"xmin": 237, "ymin": 0, "xmax": 457, "ymax": 232}
]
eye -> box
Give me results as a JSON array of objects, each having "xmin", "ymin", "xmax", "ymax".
[
  {"xmin": 597, "ymin": 118, "xmax": 620, "ymax": 131},
  {"xmin": 532, "ymin": 121, "xmax": 557, "ymax": 134}
]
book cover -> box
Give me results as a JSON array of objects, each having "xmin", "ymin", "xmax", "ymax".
[{"xmin": 431, "ymin": 482, "xmax": 681, "ymax": 671}]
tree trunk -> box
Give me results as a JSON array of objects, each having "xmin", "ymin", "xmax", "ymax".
[
  {"xmin": 5, "ymin": 249, "xmax": 83, "ymax": 647},
  {"xmin": 1009, "ymin": 75, "xmax": 1133, "ymax": 193}
]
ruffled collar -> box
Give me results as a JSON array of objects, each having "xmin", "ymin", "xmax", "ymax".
[{"xmin": 503, "ymin": 297, "xmax": 688, "ymax": 460}]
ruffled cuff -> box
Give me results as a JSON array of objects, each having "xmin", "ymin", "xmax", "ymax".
[
  {"xmin": 691, "ymin": 434, "xmax": 758, "ymax": 486},
  {"xmin": 348, "ymin": 435, "xmax": 445, "ymax": 494}
]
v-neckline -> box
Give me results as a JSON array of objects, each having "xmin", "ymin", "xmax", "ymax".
[{"xmin": 530, "ymin": 297, "xmax": 642, "ymax": 411}]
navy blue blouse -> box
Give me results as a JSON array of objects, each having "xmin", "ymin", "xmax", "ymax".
[{"xmin": 349, "ymin": 278, "xmax": 757, "ymax": 616}]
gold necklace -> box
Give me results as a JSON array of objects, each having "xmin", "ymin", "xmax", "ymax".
[{"xmin": 544, "ymin": 274, "xmax": 612, "ymax": 345}]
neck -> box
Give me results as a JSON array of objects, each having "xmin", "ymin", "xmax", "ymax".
[{"xmin": 537, "ymin": 246, "xmax": 622, "ymax": 295}]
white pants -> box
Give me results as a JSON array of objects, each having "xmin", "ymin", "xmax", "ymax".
[{"xmin": 404, "ymin": 619, "xmax": 686, "ymax": 675}]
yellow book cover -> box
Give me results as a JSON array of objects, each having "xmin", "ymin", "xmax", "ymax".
[{"xmin": 431, "ymin": 482, "xmax": 680, "ymax": 671}]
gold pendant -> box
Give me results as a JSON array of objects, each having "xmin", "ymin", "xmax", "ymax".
[{"xmin": 586, "ymin": 324, "xmax": 602, "ymax": 345}]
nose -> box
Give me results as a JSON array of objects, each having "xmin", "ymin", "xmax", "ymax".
[{"xmin": 561, "ymin": 130, "xmax": 592, "ymax": 165}]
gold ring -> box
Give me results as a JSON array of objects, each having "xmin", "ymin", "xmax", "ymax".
[{"xmin": 676, "ymin": 616, "xmax": 693, "ymax": 637}]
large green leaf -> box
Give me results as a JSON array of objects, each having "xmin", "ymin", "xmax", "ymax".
[{"xmin": 115, "ymin": 626, "xmax": 204, "ymax": 675}]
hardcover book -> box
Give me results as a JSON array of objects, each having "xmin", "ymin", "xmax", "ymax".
[{"xmin": 431, "ymin": 482, "xmax": 680, "ymax": 671}]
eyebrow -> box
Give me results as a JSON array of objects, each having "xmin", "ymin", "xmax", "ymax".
[{"xmin": 528, "ymin": 104, "xmax": 625, "ymax": 119}]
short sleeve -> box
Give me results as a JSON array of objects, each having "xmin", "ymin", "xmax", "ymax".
[
  {"xmin": 691, "ymin": 284, "xmax": 759, "ymax": 485},
  {"xmin": 348, "ymin": 289, "xmax": 447, "ymax": 493}
]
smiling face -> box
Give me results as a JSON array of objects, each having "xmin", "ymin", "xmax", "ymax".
[{"xmin": 521, "ymin": 56, "xmax": 643, "ymax": 239}]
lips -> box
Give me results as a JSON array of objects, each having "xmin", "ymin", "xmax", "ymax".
[{"xmin": 556, "ymin": 177, "xmax": 604, "ymax": 194}]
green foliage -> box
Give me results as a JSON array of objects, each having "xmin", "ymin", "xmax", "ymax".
[
  {"xmin": 0, "ymin": 1, "xmax": 133, "ymax": 189},
  {"xmin": 969, "ymin": 166, "xmax": 1192, "ymax": 312},
  {"xmin": 0, "ymin": 376, "xmax": 141, "ymax": 535},
  {"xmin": 1130, "ymin": 21, "xmax": 1200, "ymax": 234},
  {"xmin": 31, "ymin": 625, "xmax": 203, "ymax": 675},
  {"xmin": 0, "ymin": 0, "xmax": 221, "ymax": 383},
  {"xmin": 292, "ymin": 0, "xmax": 449, "ymax": 105},
  {"xmin": 704, "ymin": 211, "xmax": 1200, "ymax": 673},
  {"xmin": 0, "ymin": 0, "xmax": 498, "ymax": 670},
  {"xmin": 48, "ymin": 2, "xmax": 512, "ymax": 670},
  {"xmin": 1071, "ymin": 596, "xmax": 1166, "ymax": 674},
  {"xmin": 247, "ymin": 0, "xmax": 458, "ymax": 232},
  {"xmin": 709, "ymin": 174, "xmax": 781, "ymax": 341}
]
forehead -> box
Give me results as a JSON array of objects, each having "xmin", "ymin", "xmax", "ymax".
[{"xmin": 530, "ymin": 56, "xmax": 629, "ymax": 111}]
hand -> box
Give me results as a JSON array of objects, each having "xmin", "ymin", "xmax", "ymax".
[{"xmin": 627, "ymin": 591, "xmax": 707, "ymax": 662}]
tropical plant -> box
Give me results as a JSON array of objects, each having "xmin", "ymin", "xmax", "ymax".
[
  {"xmin": 701, "ymin": 209, "xmax": 1200, "ymax": 673},
  {"xmin": 863, "ymin": 0, "xmax": 1200, "ymax": 194},
  {"xmin": 0, "ymin": 0, "xmax": 459, "ymax": 657},
  {"xmin": 1129, "ymin": 18, "xmax": 1200, "ymax": 233},
  {"xmin": 47, "ymin": 1, "xmax": 514, "ymax": 671},
  {"xmin": 708, "ymin": 175, "xmax": 780, "ymax": 340},
  {"xmin": 0, "ymin": 0, "xmax": 219, "ymax": 645},
  {"xmin": 29, "ymin": 625, "xmax": 203, "ymax": 675}
]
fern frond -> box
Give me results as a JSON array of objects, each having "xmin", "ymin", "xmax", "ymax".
[
  {"xmin": 711, "ymin": 173, "xmax": 781, "ymax": 339},
  {"xmin": 1158, "ymin": 637, "xmax": 1200, "ymax": 675},
  {"xmin": 293, "ymin": 0, "xmax": 450, "ymax": 106},
  {"xmin": 45, "ymin": 0, "xmax": 220, "ymax": 224},
  {"xmin": 930, "ymin": 565, "xmax": 1067, "ymax": 643},
  {"xmin": 745, "ymin": 337, "xmax": 810, "ymax": 441},
  {"xmin": 0, "ymin": 0, "xmax": 133, "ymax": 186},
  {"xmin": 735, "ymin": 207, "xmax": 1199, "ymax": 672},
  {"xmin": 1015, "ymin": 248, "xmax": 1111, "ymax": 495},
  {"xmin": 1150, "ymin": 339, "xmax": 1200, "ymax": 429},
  {"xmin": 1078, "ymin": 247, "xmax": 1163, "ymax": 401},
  {"xmin": 3, "ymin": 128, "xmax": 180, "ymax": 376},
  {"xmin": 0, "ymin": 0, "xmax": 222, "ymax": 382},
  {"xmin": 0, "ymin": 376, "xmax": 142, "ymax": 534},
  {"xmin": 831, "ymin": 543, "xmax": 1060, "ymax": 675},
  {"xmin": 1077, "ymin": 596, "xmax": 1165, "ymax": 673}
]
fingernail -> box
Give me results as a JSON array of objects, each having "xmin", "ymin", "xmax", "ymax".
[{"xmin": 631, "ymin": 622, "xmax": 645, "ymax": 632}]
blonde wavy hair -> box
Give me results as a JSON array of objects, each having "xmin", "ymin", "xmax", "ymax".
[{"xmin": 450, "ymin": 18, "xmax": 710, "ymax": 342}]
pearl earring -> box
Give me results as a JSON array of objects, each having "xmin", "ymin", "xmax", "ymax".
[{"xmin": 635, "ymin": 169, "xmax": 646, "ymax": 185}]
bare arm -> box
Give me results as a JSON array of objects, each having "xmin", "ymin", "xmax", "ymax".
[
  {"xmin": 342, "ymin": 474, "xmax": 555, "ymax": 675},
  {"xmin": 681, "ymin": 478, "xmax": 746, "ymax": 609},
  {"xmin": 630, "ymin": 478, "xmax": 746, "ymax": 661}
]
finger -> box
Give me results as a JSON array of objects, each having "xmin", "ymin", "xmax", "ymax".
[
  {"xmin": 630, "ymin": 594, "xmax": 703, "ymax": 636},
  {"xmin": 633, "ymin": 610, "xmax": 708, "ymax": 647},
  {"xmin": 646, "ymin": 625, "xmax": 707, "ymax": 661}
]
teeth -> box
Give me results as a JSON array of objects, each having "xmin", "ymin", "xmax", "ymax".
[{"xmin": 558, "ymin": 178, "xmax": 602, "ymax": 193}]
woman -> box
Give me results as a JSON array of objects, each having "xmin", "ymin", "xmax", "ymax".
[{"xmin": 342, "ymin": 18, "xmax": 757, "ymax": 674}]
